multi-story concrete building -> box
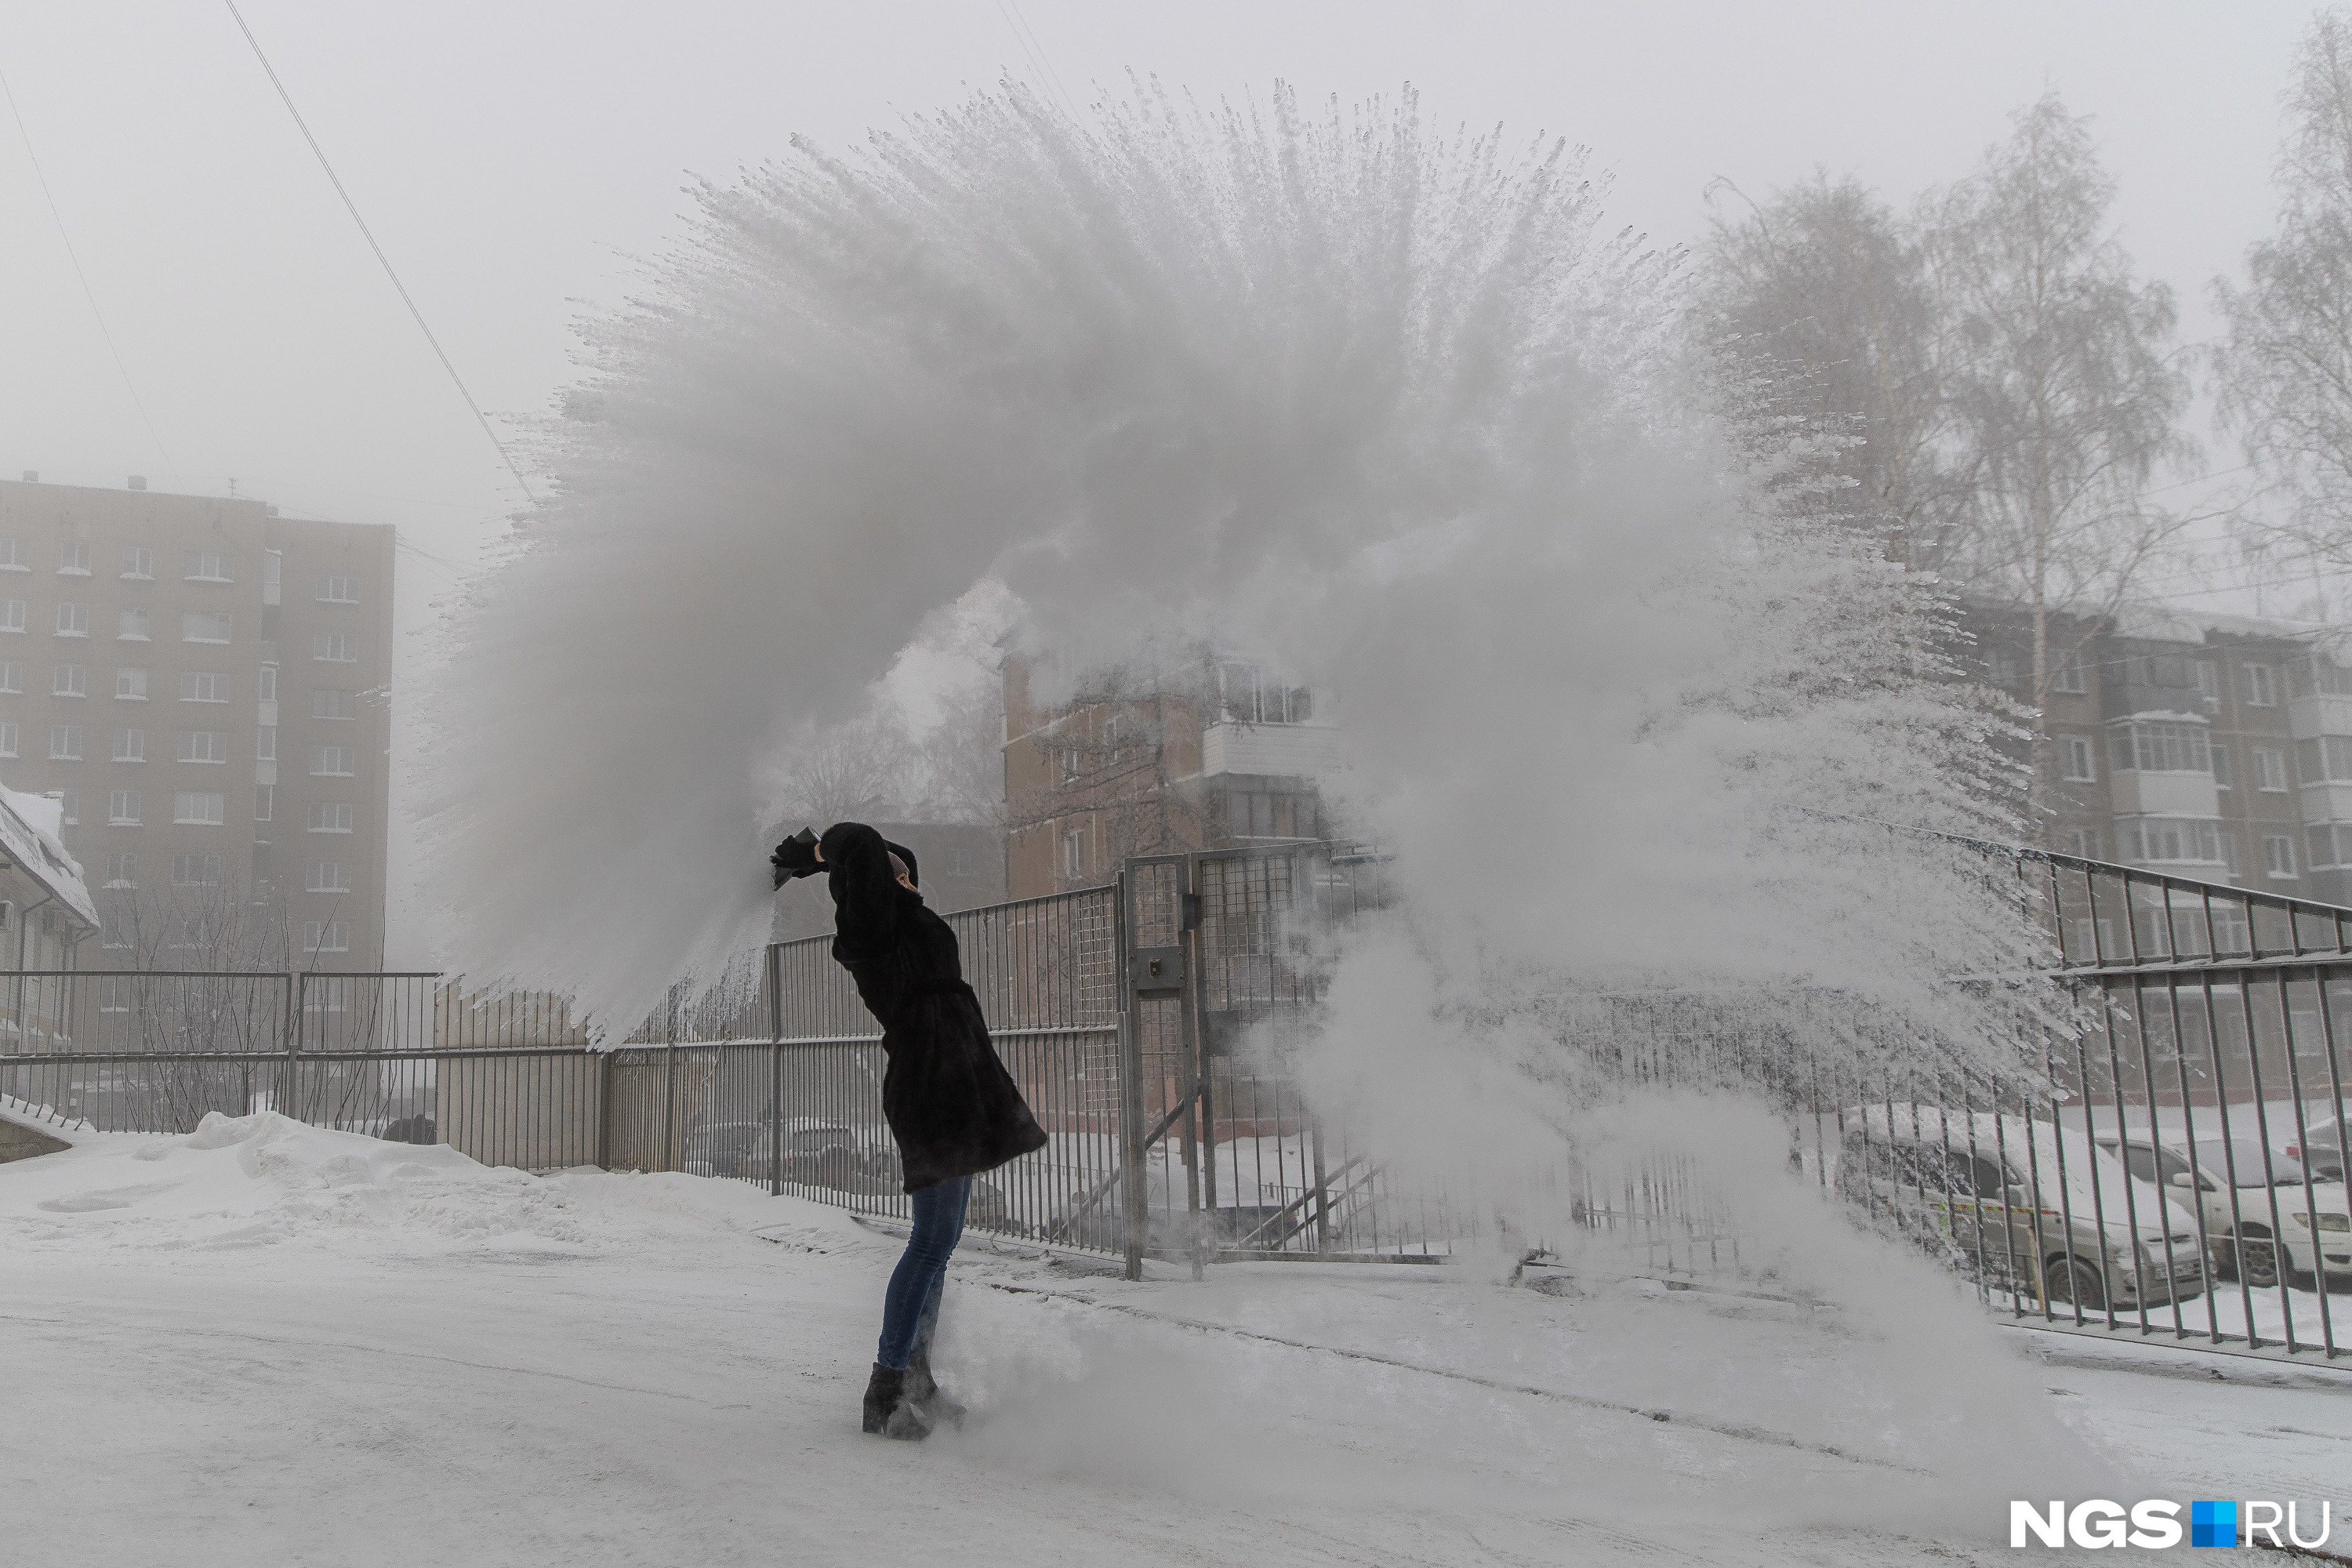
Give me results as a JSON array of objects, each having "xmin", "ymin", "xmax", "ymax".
[
  {"xmin": 0, "ymin": 477, "xmax": 393, "ymax": 968},
  {"xmin": 1967, "ymin": 601, "xmax": 2352, "ymax": 904},
  {"xmin": 1002, "ymin": 650, "xmax": 1342, "ymax": 898}
]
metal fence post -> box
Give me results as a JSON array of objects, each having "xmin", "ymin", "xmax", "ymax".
[
  {"xmin": 284, "ymin": 971, "xmax": 302, "ymax": 1120},
  {"xmin": 768, "ymin": 942, "xmax": 783, "ymax": 1198},
  {"xmin": 597, "ymin": 1048, "xmax": 614, "ymax": 1171},
  {"xmin": 662, "ymin": 980, "xmax": 681, "ymax": 1174},
  {"xmin": 1117, "ymin": 869, "xmax": 1148, "ymax": 1281}
]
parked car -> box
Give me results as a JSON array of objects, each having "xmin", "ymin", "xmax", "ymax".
[
  {"xmin": 2285, "ymin": 1112, "xmax": 2350, "ymax": 1182},
  {"xmin": 683, "ymin": 1120, "xmax": 765, "ymax": 1179},
  {"xmin": 2096, "ymin": 1134, "xmax": 2350, "ymax": 1287},
  {"xmin": 1834, "ymin": 1105, "xmax": 2205, "ymax": 1311},
  {"xmin": 745, "ymin": 1120, "xmax": 900, "ymax": 1192}
]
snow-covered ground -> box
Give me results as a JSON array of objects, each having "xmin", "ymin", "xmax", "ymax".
[{"xmin": 4, "ymin": 1108, "xmax": 2348, "ymax": 1566}]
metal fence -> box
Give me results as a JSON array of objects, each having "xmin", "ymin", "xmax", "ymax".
[
  {"xmin": 5, "ymin": 837, "xmax": 2346, "ymax": 1364},
  {"xmin": 1794, "ymin": 840, "xmax": 2352, "ymax": 1365}
]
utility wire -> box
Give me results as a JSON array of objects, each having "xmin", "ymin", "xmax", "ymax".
[
  {"xmin": 0, "ymin": 61, "xmax": 177, "ymax": 485},
  {"xmin": 994, "ymin": 0, "xmax": 1081, "ymax": 121},
  {"xmin": 222, "ymin": 1, "xmax": 535, "ymax": 504}
]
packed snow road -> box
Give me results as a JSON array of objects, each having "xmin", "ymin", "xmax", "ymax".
[{"xmin": 3, "ymin": 1109, "xmax": 2346, "ymax": 1566}]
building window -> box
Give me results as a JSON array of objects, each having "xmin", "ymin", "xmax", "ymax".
[
  {"xmin": 2266, "ymin": 835, "xmax": 2299, "ymax": 879},
  {"xmin": 313, "ymin": 688, "xmax": 355, "ymax": 720},
  {"xmin": 305, "ymin": 860, "xmax": 351, "ymax": 893},
  {"xmin": 2062, "ymin": 826, "xmax": 2101, "ymax": 859},
  {"xmin": 313, "ymin": 632, "xmax": 356, "ymax": 662},
  {"xmin": 107, "ymin": 789, "xmax": 140, "ymax": 826},
  {"xmin": 1217, "ymin": 660, "xmax": 1315, "ymax": 724},
  {"xmin": 256, "ymin": 724, "xmax": 276, "ymax": 762},
  {"xmin": 2210, "ymin": 743, "xmax": 2232, "ymax": 789},
  {"xmin": 0, "ymin": 600, "xmax": 23, "ymax": 633},
  {"xmin": 53, "ymin": 663, "xmax": 85, "ymax": 698},
  {"xmin": 54, "ymin": 602, "xmax": 86, "ymax": 637},
  {"xmin": 168, "ymin": 916, "xmax": 211, "ymax": 949},
  {"xmin": 0, "ymin": 662, "xmax": 20, "ymax": 693},
  {"xmin": 2256, "ymin": 746, "xmax": 2288, "ymax": 791},
  {"xmin": 256, "ymin": 785, "xmax": 273, "ymax": 822},
  {"xmin": 172, "ymin": 790, "xmax": 226, "ymax": 826},
  {"xmin": 99, "ymin": 977, "xmax": 132, "ymax": 1012},
  {"xmin": 177, "ymin": 731, "xmax": 230, "ymax": 764},
  {"xmin": 315, "ymin": 575, "xmax": 358, "ymax": 604},
  {"xmin": 258, "ymin": 663, "xmax": 277, "ymax": 702},
  {"xmin": 1059, "ymin": 746, "xmax": 1080, "ymax": 782},
  {"xmin": 179, "ymin": 671, "xmax": 227, "ymax": 702},
  {"xmin": 47, "ymin": 724, "xmax": 82, "ymax": 761},
  {"xmin": 120, "ymin": 546, "xmax": 151, "ymax": 579},
  {"xmin": 57, "ymin": 542, "xmax": 89, "ymax": 575},
  {"xmin": 2194, "ymin": 659, "xmax": 2220, "ymax": 706},
  {"xmin": 302, "ymin": 920, "xmax": 350, "ymax": 954},
  {"xmin": 2058, "ymin": 735, "xmax": 2096, "ymax": 783},
  {"xmin": 2245, "ymin": 663, "xmax": 2279, "ymax": 706},
  {"xmin": 2107, "ymin": 719, "xmax": 2209, "ymax": 774},
  {"xmin": 116, "ymin": 667, "xmax": 148, "ymax": 700},
  {"xmin": 948, "ymin": 848, "xmax": 972, "ymax": 877},
  {"xmin": 116, "ymin": 606, "xmax": 149, "ymax": 641},
  {"xmin": 181, "ymin": 612, "xmax": 230, "ymax": 644},
  {"xmin": 2220, "ymin": 829, "xmax": 2240, "ymax": 877},
  {"xmin": 172, "ymin": 854, "xmax": 223, "ymax": 887},
  {"xmin": 111, "ymin": 728, "xmax": 143, "ymax": 763},
  {"xmin": 0, "ymin": 722, "xmax": 16, "ymax": 759},
  {"xmin": 100, "ymin": 908, "xmax": 130, "ymax": 949},
  {"xmin": 307, "ymin": 802, "xmax": 353, "ymax": 833},
  {"xmin": 0, "ymin": 538, "xmax": 26, "ymax": 570},
  {"xmin": 2118, "ymin": 817, "xmax": 2224, "ymax": 866},
  {"xmin": 103, "ymin": 853, "xmax": 135, "ymax": 888},
  {"xmin": 309, "ymin": 744, "xmax": 354, "ymax": 777},
  {"xmin": 2052, "ymin": 649, "xmax": 2089, "ymax": 695},
  {"xmin": 1061, "ymin": 828, "xmax": 1084, "ymax": 878},
  {"xmin": 183, "ymin": 550, "xmax": 233, "ymax": 583},
  {"xmin": 263, "ymin": 550, "xmax": 281, "ymax": 593},
  {"xmin": 2298, "ymin": 735, "xmax": 2352, "ymax": 785},
  {"xmin": 56, "ymin": 789, "xmax": 77, "ymax": 825}
]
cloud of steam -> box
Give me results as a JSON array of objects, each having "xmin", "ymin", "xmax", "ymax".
[{"xmin": 417, "ymin": 82, "xmax": 2032, "ymax": 1054}]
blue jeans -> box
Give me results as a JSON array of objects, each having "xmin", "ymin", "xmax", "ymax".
[{"xmin": 877, "ymin": 1176, "xmax": 970, "ymax": 1370}]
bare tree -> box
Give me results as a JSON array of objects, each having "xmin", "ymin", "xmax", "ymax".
[
  {"xmin": 1926, "ymin": 93, "xmax": 2195, "ymax": 836},
  {"xmin": 1700, "ymin": 173, "xmax": 1964, "ymax": 564},
  {"xmin": 920, "ymin": 673, "xmax": 1007, "ymax": 828},
  {"xmin": 770, "ymin": 708, "xmax": 917, "ymax": 826},
  {"xmin": 2216, "ymin": 9, "xmax": 2352, "ymax": 569}
]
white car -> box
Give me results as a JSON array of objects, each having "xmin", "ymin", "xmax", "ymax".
[{"xmin": 2100, "ymin": 1135, "xmax": 2351, "ymax": 1287}]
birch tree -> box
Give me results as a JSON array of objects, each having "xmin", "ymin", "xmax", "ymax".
[
  {"xmin": 2216, "ymin": 9, "xmax": 2352, "ymax": 567},
  {"xmin": 1926, "ymin": 93, "xmax": 2194, "ymax": 837}
]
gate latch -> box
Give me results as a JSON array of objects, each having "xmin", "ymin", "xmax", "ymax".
[{"xmin": 1128, "ymin": 946, "xmax": 1185, "ymax": 996}]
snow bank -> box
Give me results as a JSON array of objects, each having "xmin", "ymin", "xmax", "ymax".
[{"xmin": 0, "ymin": 1110, "xmax": 794, "ymax": 1258}]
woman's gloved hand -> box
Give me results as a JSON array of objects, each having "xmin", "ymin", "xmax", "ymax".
[{"xmin": 770, "ymin": 827, "xmax": 822, "ymax": 887}]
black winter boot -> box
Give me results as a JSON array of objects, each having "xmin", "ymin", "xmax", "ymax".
[
  {"xmin": 906, "ymin": 1351, "xmax": 967, "ymax": 1431},
  {"xmin": 861, "ymin": 1363, "xmax": 931, "ymax": 1441}
]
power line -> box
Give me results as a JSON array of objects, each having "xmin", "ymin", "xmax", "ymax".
[
  {"xmin": 221, "ymin": 1, "xmax": 535, "ymax": 505},
  {"xmin": 994, "ymin": 0, "xmax": 1081, "ymax": 120},
  {"xmin": 0, "ymin": 61, "xmax": 177, "ymax": 485}
]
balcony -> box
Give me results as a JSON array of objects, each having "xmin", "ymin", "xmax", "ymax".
[{"xmin": 1200, "ymin": 720, "xmax": 1343, "ymax": 782}]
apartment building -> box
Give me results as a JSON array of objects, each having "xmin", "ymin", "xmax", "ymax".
[
  {"xmin": 0, "ymin": 477, "xmax": 394, "ymax": 968},
  {"xmin": 1003, "ymin": 650, "xmax": 1342, "ymax": 898},
  {"xmin": 1966, "ymin": 601, "xmax": 2352, "ymax": 904}
]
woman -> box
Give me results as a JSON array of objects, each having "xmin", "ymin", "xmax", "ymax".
[{"xmin": 771, "ymin": 821, "xmax": 1048, "ymax": 1439}]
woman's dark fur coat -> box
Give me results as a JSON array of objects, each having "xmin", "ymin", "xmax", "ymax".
[{"xmin": 820, "ymin": 822, "xmax": 1048, "ymax": 1192}]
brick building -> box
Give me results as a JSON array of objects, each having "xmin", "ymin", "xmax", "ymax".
[
  {"xmin": 0, "ymin": 477, "xmax": 394, "ymax": 968},
  {"xmin": 1002, "ymin": 650, "xmax": 1342, "ymax": 899},
  {"xmin": 1966, "ymin": 601, "xmax": 2352, "ymax": 904}
]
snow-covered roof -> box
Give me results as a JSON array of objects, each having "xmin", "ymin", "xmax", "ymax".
[
  {"xmin": 0, "ymin": 785, "xmax": 98, "ymax": 929},
  {"xmin": 2107, "ymin": 604, "xmax": 2335, "ymax": 647}
]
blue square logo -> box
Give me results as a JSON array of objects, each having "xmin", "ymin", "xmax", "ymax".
[{"xmin": 2191, "ymin": 1501, "xmax": 2238, "ymax": 1548}]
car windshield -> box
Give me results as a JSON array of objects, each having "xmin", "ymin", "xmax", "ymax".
[{"xmin": 2190, "ymin": 1139, "xmax": 2304, "ymax": 1186}]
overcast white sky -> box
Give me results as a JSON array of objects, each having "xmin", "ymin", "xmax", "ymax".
[{"xmin": 0, "ymin": 1, "xmax": 2326, "ymax": 956}]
